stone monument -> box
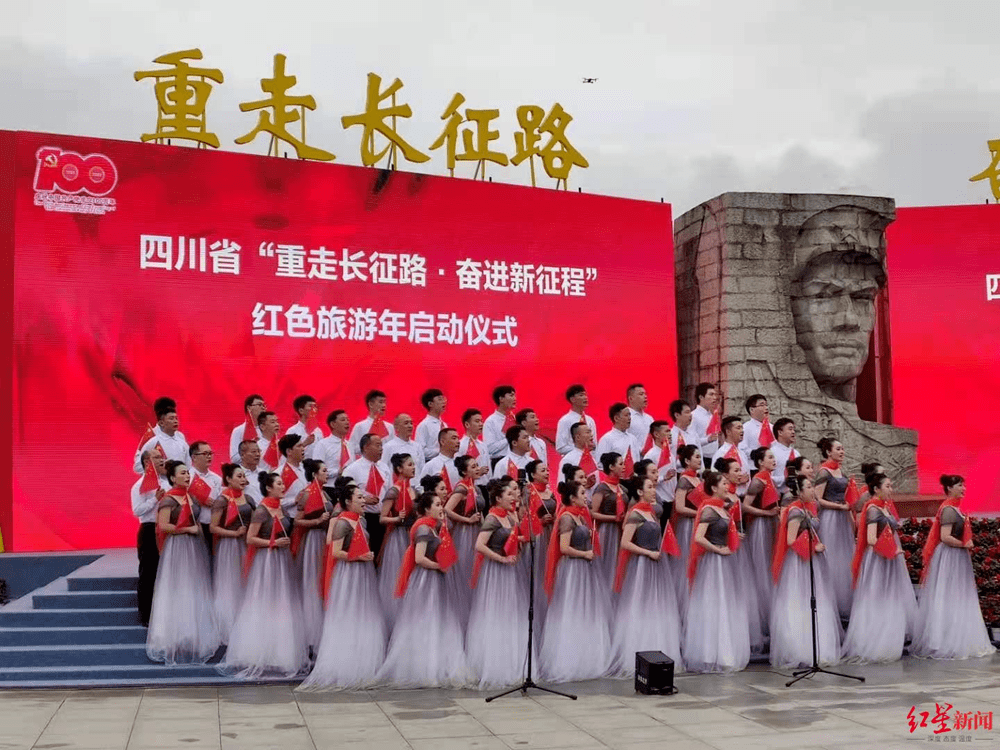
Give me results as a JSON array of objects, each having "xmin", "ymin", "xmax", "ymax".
[{"xmin": 673, "ymin": 192, "xmax": 918, "ymax": 492}]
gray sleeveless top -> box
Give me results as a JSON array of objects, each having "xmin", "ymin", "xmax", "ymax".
[
  {"xmin": 481, "ymin": 514, "xmax": 514, "ymax": 556},
  {"xmin": 211, "ymin": 496, "xmax": 254, "ymax": 530},
  {"xmin": 251, "ymin": 506, "xmax": 293, "ymax": 538},
  {"xmin": 414, "ymin": 524, "xmax": 442, "ymax": 562},
  {"xmin": 558, "ymin": 514, "xmax": 593, "ymax": 551},
  {"xmin": 941, "ymin": 506, "xmax": 966, "ymax": 539},
  {"xmin": 701, "ymin": 508, "xmax": 730, "ymax": 547},
  {"xmin": 865, "ymin": 505, "xmax": 900, "ymax": 537},
  {"xmin": 330, "ymin": 517, "xmax": 369, "ymax": 554},
  {"xmin": 626, "ymin": 510, "xmax": 661, "ymax": 551},
  {"xmin": 816, "ymin": 469, "xmax": 849, "ymax": 504}
]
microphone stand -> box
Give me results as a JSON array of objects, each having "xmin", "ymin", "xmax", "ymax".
[
  {"xmin": 786, "ymin": 516, "xmax": 864, "ymax": 688},
  {"xmin": 486, "ymin": 472, "xmax": 577, "ymax": 702}
]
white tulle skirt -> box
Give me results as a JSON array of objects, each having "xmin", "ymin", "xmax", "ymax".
[
  {"xmin": 451, "ymin": 522, "xmax": 479, "ymax": 594},
  {"xmin": 532, "ymin": 528, "xmax": 552, "ymax": 642},
  {"xmin": 842, "ymin": 548, "xmax": 917, "ymax": 664},
  {"xmin": 609, "ymin": 554, "xmax": 684, "ymax": 676},
  {"xmin": 735, "ymin": 545, "xmax": 766, "ymax": 655},
  {"xmin": 683, "ymin": 553, "xmax": 750, "ymax": 673},
  {"xmin": 146, "ymin": 534, "xmax": 220, "ymax": 665},
  {"xmin": 213, "ymin": 536, "xmax": 246, "ymax": 644},
  {"xmin": 467, "ymin": 559, "xmax": 532, "ymax": 689},
  {"xmin": 221, "ymin": 547, "xmax": 309, "ymax": 679},
  {"xmin": 299, "ymin": 561, "xmax": 387, "ymax": 690},
  {"xmin": 538, "ymin": 558, "xmax": 612, "ymax": 683},
  {"xmin": 673, "ymin": 517, "xmax": 694, "ymax": 616},
  {"xmin": 377, "ymin": 528, "xmax": 408, "ymax": 630},
  {"xmin": 818, "ymin": 508, "xmax": 855, "ymax": 619},
  {"xmin": 595, "ymin": 522, "xmax": 620, "ymax": 590},
  {"xmin": 745, "ymin": 515, "xmax": 777, "ymax": 633},
  {"xmin": 769, "ymin": 553, "xmax": 843, "ymax": 668},
  {"xmin": 298, "ymin": 529, "xmax": 327, "ymax": 650},
  {"xmin": 375, "ymin": 567, "xmax": 469, "ymax": 688},
  {"xmin": 911, "ymin": 545, "xmax": 995, "ymax": 660}
]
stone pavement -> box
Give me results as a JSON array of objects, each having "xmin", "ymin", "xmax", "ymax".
[{"xmin": 1, "ymin": 654, "xmax": 998, "ymax": 750}]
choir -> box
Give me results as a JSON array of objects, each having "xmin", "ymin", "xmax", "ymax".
[{"xmin": 129, "ymin": 383, "xmax": 995, "ymax": 689}]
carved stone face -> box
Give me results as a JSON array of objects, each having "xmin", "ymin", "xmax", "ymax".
[{"xmin": 790, "ymin": 252, "xmax": 884, "ymax": 402}]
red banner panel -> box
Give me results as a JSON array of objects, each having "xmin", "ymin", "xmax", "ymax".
[
  {"xmin": 5, "ymin": 130, "xmax": 676, "ymax": 551},
  {"xmin": 888, "ymin": 205, "xmax": 1000, "ymax": 513}
]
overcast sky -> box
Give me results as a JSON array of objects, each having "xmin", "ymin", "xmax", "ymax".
[{"xmin": 2, "ymin": 0, "xmax": 998, "ymax": 214}]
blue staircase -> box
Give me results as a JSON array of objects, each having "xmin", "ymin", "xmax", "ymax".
[{"xmin": 0, "ymin": 573, "xmax": 283, "ymax": 688}]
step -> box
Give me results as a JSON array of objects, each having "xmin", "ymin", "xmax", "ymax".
[
  {"xmin": 0, "ymin": 664, "xmax": 228, "ymax": 684},
  {"xmin": 0, "ymin": 644, "xmax": 157, "ymax": 668},
  {"xmin": 68, "ymin": 577, "xmax": 138, "ymax": 592},
  {"xmin": 33, "ymin": 591, "xmax": 137, "ymax": 610},
  {"xmin": 0, "ymin": 609, "xmax": 140, "ymax": 628},
  {"xmin": 0, "ymin": 626, "xmax": 147, "ymax": 647}
]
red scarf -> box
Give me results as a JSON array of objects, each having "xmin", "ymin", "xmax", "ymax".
[
  {"xmin": 543, "ymin": 504, "xmax": 598, "ymax": 600},
  {"xmin": 155, "ymin": 486, "xmax": 194, "ymax": 551},
  {"xmin": 338, "ymin": 439, "xmax": 351, "ymax": 471},
  {"xmin": 598, "ymin": 473, "xmax": 625, "ymax": 520},
  {"xmin": 686, "ymin": 496, "xmax": 739, "ymax": 586},
  {"xmin": 241, "ymin": 409, "xmax": 256, "ymax": 444},
  {"xmin": 290, "ymin": 479, "xmax": 327, "ymax": 557},
  {"xmin": 471, "ymin": 508, "xmax": 516, "ymax": 588},
  {"xmin": 262, "ymin": 434, "xmax": 280, "ymax": 468},
  {"xmin": 820, "ymin": 459, "xmax": 841, "ymax": 472},
  {"xmin": 622, "ymin": 447, "xmax": 635, "ymax": 478},
  {"xmin": 221, "ymin": 487, "xmax": 245, "ymax": 527},
  {"xmin": 502, "ymin": 410, "xmax": 516, "ymax": 431},
  {"xmin": 850, "ymin": 496, "xmax": 897, "ymax": 587},
  {"xmin": 758, "ymin": 418, "xmax": 773, "ymax": 447},
  {"xmin": 772, "ymin": 500, "xmax": 821, "ymax": 583},
  {"xmin": 320, "ymin": 512, "xmax": 371, "ymax": 603},
  {"xmin": 670, "ymin": 470, "xmax": 704, "ymax": 531},
  {"xmin": 242, "ymin": 497, "xmax": 284, "ymax": 580},
  {"xmin": 612, "ymin": 502, "xmax": 678, "ymax": 593},
  {"xmin": 369, "ymin": 415, "xmax": 389, "ymax": 438},
  {"xmin": 458, "ymin": 476, "xmax": 478, "ymax": 515},
  {"xmin": 578, "ymin": 448, "xmax": 598, "ymax": 476},
  {"xmin": 920, "ymin": 497, "xmax": 972, "ymax": 583},
  {"xmin": 381, "ymin": 478, "xmax": 416, "ymax": 551},
  {"xmin": 754, "ymin": 470, "xmax": 780, "ymax": 509}
]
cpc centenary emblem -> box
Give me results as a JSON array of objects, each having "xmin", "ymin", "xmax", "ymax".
[{"xmin": 32, "ymin": 146, "xmax": 119, "ymax": 216}]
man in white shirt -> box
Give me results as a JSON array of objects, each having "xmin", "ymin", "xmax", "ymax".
[
  {"xmin": 421, "ymin": 428, "xmax": 462, "ymax": 493},
  {"xmin": 256, "ymin": 411, "xmax": 282, "ymax": 471},
  {"xmin": 483, "ymin": 385, "xmax": 518, "ymax": 462},
  {"xmin": 712, "ymin": 417, "xmax": 752, "ymax": 496},
  {"xmin": 668, "ymin": 399, "xmax": 700, "ymax": 456},
  {"xmin": 382, "ymin": 413, "xmax": 425, "ymax": 488},
  {"xmin": 690, "ymin": 382, "xmax": 722, "ymax": 469},
  {"xmin": 229, "ymin": 394, "xmax": 266, "ymax": 463},
  {"xmin": 414, "ymin": 388, "xmax": 448, "ymax": 461},
  {"xmin": 238, "ymin": 439, "xmax": 264, "ymax": 506},
  {"xmin": 348, "ymin": 390, "xmax": 394, "ymax": 456},
  {"xmin": 458, "ymin": 409, "xmax": 490, "ymax": 489},
  {"xmin": 277, "ymin": 434, "xmax": 307, "ymax": 519},
  {"xmin": 285, "ymin": 394, "xmax": 324, "ymax": 461},
  {"xmin": 642, "ymin": 420, "xmax": 678, "ymax": 512},
  {"xmin": 343, "ymin": 434, "xmax": 390, "ymax": 556},
  {"xmin": 558, "ymin": 423, "xmax": 599, "ymax": 499},
  {"xmin": 739, "ymin": 394, "xmax": 773, "ymax": 454},
  {"xmin": 556, "ymin": 384, "xmax": 598, "ymax": 456},
  {"xmin": 769, "ymin": 418, "xmax": 798, "ymax": 492},
  {"xmin": 189, "ymin": 441, "xmax": 223, "ymax": 555},
  {"xmin": 515, "ymin": 408, "xmax": 548, "ymax": 462},
  {"xmin": 493, "ymin": 426, "xmax": 533, "ymax": 480},
  {"xmin": 133, "ymin": 397, "xmax": 189, "ymax": 473},
  {"xmin": 596, "ymin": 403, "xmax": 641, "ymax": 477},
  {"xmin": 131, "ymin": 450, "xmax": 169, "ymax": 627},
  {"xmin": 314, "ymin": 410, "xmax": 354, "ymax": 495},
  {"xmin": 626, "ymin": 383, "xmax": 655, "ymax": 453}
]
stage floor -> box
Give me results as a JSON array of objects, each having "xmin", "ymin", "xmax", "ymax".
[{"xmin": 1, "ymin": 653, "xmax": 998, "ymax": 750}]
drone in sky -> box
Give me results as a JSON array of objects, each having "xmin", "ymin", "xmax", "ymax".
[{"xmin": 582, "ymin": 77, "xmax": 598, "ymax": 84}]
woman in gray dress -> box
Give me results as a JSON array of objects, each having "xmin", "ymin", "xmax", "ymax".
[{"xmin": 813, "ymin": 437, "xmax": 856, "ymax": 619}]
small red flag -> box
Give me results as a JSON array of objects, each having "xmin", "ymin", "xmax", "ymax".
[
  {"xmin": 188, "ymin": 474, "xmax": 213, "ymax": 505},
  {"xmin": 139, "ymin": 457, "xmax": 160, "ymax": 493},
  {"xmin": 241, "ymin": 409, "xmax": 256, "ymax": 444},
  {"xmin": 263, "ymin": 435, "xmax": 280, "ymax": 468},
  {"xmin": 280, "ymin": 462, "xmax": 298, "ymax": 492},
  {"xmin": 759, "ymin": 418, "xmax": 774, "ymax": 448},
  {"xmin": 706, "ymin": 407, "xmax": 721, "ymax": 436},
  {"xmin": 136, "ymin": 423, "xmax": 155, "ymax": 452},
  {"xmin": 873, "ymin": 525, "xmax": 898, "ymax": 559}
]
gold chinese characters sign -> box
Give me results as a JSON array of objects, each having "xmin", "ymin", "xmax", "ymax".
[
  {"xmin": 970, "ymin": 140, "xmax": 1000, "ymax": 201},
  {"xmin": 134, "ymin": 48, "xmax": 588, "ymax": 189}
]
